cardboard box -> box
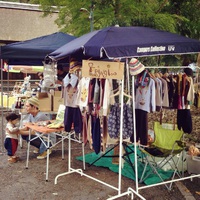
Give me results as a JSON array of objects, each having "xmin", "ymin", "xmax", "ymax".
[
  {"xmin": 53, "ymin": 96, "xmax": 64, "ymax": 112},
  {"xmin": 38, "ymin": 93, "xmax": 52, "ymax": 111},
  {"xmin": 54, "ymin": 91, "xmax": 62, "ymax": 97},
  {"xmin": 36, "ymin": 92, "xmax": 48, "ymax": 98},
  {"xmin": 52, "ymin": 91, "xmax": 63, "ymax": 112},
  {"xmin": 186, "ymin": 154, "xmax": 200, "ymax": 174}
]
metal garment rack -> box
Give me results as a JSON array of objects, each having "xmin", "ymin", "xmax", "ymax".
[
  {"xmin": 54, "ymin": 61, "xmax": 147, "ymax": 200},
  {"xmin": 54, "ymin": 64, "xmax": 200, "ymax": 200},
  {"xmin": 109, "ymin": 65, "xmax": 200, "ymax": 200},
  {"xmin": 54, "ymin": 77, "xmax": 126, "ymax": 196},
  {"xmin": 137, "ymin": 65, "xmax": 200, "ymax": 188}
]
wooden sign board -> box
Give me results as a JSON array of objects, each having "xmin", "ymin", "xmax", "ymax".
[{"xmin": 82, "ymin": 60, "xmax": 124, "ymax": 80}]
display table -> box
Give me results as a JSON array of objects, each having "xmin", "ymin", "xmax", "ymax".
[
  {"xmin": 19, "ymin": 110, "xmax": 58, "ymax": 148},
  {"xmin": 25, "ymin": 122, "xmax": 67, "ymax": 181}
]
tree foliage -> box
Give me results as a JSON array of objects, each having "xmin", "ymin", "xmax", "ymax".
[
  {"xmin": 2, "ymin": 0, "xmax": 199, "ymax": 64},
  {"xmin": 4, "ymin": 0, "xmax": 200, "ymax": 40},
  {"xmin": 27, "ymin": 0, "xmax": 200, "ymax": 40}
]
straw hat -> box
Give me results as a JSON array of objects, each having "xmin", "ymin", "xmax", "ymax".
[
  {"xmin": 27, "ymin": 97, "xmax": 39, "ymax": 108},
  {"xmin": 69, "ymin": 58, "xmax": 81, "ymax": 73},
  {"xmin": 129, "ymin": 58, "xmax": 145, "ymax": 76}
]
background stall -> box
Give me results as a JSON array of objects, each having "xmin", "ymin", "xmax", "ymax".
[{"xmin": 0, "ymin": 32, "xmax": 76, "ymax": 151}]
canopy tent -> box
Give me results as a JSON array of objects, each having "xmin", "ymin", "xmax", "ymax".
[
  {"xmin": 49, "ymin": 26, "xmax": 200, "ymax": 61},
  {"xmin": 0, "ymin": 32, "xmax": 76, "ymax": 66},
  {"xmin": 0, "ymin": 32, "xmax": 76, "ymax": 151},
  {"xmin": 48, "ymin": 26, "xmax": 200, "ymax": 199}
]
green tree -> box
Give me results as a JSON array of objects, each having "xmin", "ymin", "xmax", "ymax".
[
  {"xmin": 27, "ymin": 0, "xmax": 199, "ymax": 64},
  {"xmin": 26, "ymin": 0, "xmax": 184, "ymax": 36},
  {"xmin": 5, "ymin": 0, "xmax": 199, "ymax": 40}
]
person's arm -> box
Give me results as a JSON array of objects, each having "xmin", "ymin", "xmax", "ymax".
[
  {"xmin": 6, "ymin": 124, "xmax": 19, "ymax": 135},
  {"xmin": 19, "ymin": 127, "xmax": 35, "ymax": 135}
]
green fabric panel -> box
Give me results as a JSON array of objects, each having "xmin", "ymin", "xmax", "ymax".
[{"xmin": 76, "ymin": 145, "xmax": 173, "ymax": 185}]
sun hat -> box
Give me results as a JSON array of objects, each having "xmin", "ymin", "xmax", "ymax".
[
  {"xmin": 129, "ymin": 58, "xmax": 145, "ymax": 76},
  {"xmin": 69, "ymin": 58, "xmax": 81, "ymax": 73},
  {"xmin": 27, "ymin": 97, "xmax": 39, "ymax": 108}
]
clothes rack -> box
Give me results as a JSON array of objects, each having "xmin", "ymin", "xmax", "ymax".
[
  {"xmin": 109, "ymin": 65, "xmax": 200, "ymax": 200},
  {"xmin": 54, "ymin": 62, "xmax": 130, "ymax": 197}
]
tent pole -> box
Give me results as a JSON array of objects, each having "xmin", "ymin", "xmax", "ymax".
[
  {"xmin": 126, "ymin": 58, "xmax": 130, "ymax": 94},
  {"xmin": 118, "ymin": 78, "xmax": 124, "ymax": 195},
  {"xmin": 132, "ymin": 75, "xmax": 139, "ymax": 193},
  {"xmin": 145, "ymin": 66, "xmax": 200, "ymax": 69},
  {"xmin": 1, "ymin": 59, "xmax": 4, "ymax": 152}
]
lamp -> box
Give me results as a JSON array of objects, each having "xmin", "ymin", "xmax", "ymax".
[{"xmin": 80, "ymin": 3, "xmax": 94, "ymax": 32}]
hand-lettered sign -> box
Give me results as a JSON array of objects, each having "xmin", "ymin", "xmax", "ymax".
[{"xmin": 82, "ymin": 60, "xmax": 124, "ymax": 80}]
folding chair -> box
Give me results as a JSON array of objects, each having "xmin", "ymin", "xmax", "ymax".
[{"xmin": 139, "ymin": 121, "xmax": 185, "ymax": 190}]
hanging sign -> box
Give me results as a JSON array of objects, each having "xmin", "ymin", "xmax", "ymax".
[{"xmin": 82, "ymin": 60, "xmax": 124, "ymax": 80}]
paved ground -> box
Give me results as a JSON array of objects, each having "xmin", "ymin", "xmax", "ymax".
[
  {"xmin": 0, "ymin": 108, "xmax": 200, "ymax": 200},
  {"xmin": 0, "ymin": 137, "xmax": 200, "ymax": 200}
]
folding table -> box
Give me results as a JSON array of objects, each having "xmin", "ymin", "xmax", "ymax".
[{"xmin": 25, "ymin": 122, "xmax": 67, "ymax": 181}]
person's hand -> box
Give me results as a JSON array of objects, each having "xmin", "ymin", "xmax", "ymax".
[
  {"xmin": 35, "ymin": 82, "xmax": 39, "ymax": 85},
  {"xmin": 31, "ymin": 130, "xmax": 36, "ymax": 135},
  {"xmin": 19, "ymin": 127, "xmax": 27, "ymax": 131},
  {"xmin": 56, "ymin": 80, "xmax": 62, "ymax": 85}
]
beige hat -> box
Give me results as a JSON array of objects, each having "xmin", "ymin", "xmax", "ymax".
[
  {"xmin": 129, "ymin": 58, "xmax": 145, "ymax": 76},
  {"xmin": 27, "ymin": 97, "xmax": 39, "ymax": 108}
]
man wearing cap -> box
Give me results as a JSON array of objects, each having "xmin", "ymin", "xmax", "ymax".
[{"xmin": 20, "ymin": 97, "xmax": 52, "ymax": 159}]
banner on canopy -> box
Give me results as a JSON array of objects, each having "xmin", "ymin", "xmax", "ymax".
[{"xmin": 3, "ymin": 63, "xmax": 43, "ymax": 74}]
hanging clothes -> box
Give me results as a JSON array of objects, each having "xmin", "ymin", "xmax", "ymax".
[
  {"xmin": 64, "ymin": 106, "xmax": 82, "ymax": 134},
  {"xmin": 107, "ymin": 103, "xmax": 133, "ymax": 139},
  {"xmin": 103, "ymin": 79, "xmax": 114, "ymax": 116},
  {"xmin": 177, "ymin": 109, "xmax": 192, "ymax": 134},
  {"xmin": 153, "ymin": 77, "xmax": 162, "ymax": 112},
  {"xmin": 62, "ymin": 73, "xmax": 83, "ymax": 133},
  {"xmin": 77, "ymin": 77, "xmax": 91, "ymax": 108},
  {"xmin": 130, "ymin": 109, "xmax": 148, "ymax": 145},
  {"xmin": 135, "ymin": 77, "xmax": 156, "ymax": 113},
  {"xmin": 102, "ymin": 116, "xmax": 108, "ymax": 152},
  {"xmin": 159, "ymin": 77, "xmax": 169, "ymax": 108},
  {"xmin": 88, "ymin": 78, "xmax": 95, "ymax": 104},
  {"xmin": 93, "ymin": 79, "xmax": 100, "ymax": 104},
  {"xmin": 167, "ymin": 75, "xmax": 176, "ymax": 109},
  {"xmin": 91, "ymin": 115, "xmax": 101, "ymax": 154},
  {"xmin": 62, "ymin": 73, "xmax": 79, "ymax": 108},
  {"xmin": 134, "ymin": 72, "xmax": 156, "ymax": 145}
]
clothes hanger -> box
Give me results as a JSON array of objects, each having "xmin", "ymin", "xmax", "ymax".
[
  {"xmin": 110, "ymin": 88, "xmax": 132, "ymax": 99},
  {"xmin": 123, "ymin": 92, "xmax": 132, "ymax": 99}
]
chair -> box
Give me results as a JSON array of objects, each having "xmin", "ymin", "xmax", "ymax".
[{"xmin": 139, "ymin": 121, "xmax": 185, "ymax": 190}]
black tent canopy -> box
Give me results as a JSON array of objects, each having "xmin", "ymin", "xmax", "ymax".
[{"xmin": 0, "ymin": 32, "xmax": 76, "ymax": 66}]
